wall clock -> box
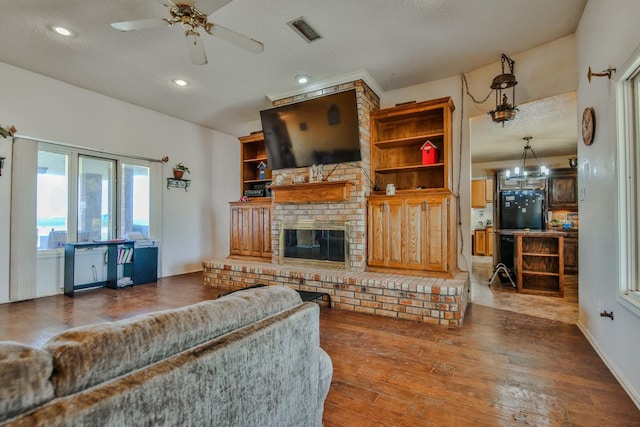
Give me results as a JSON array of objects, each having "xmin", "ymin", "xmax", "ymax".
[{"xmin": 582, "ymin": 107, "xmax": 595, "ymax": 146}]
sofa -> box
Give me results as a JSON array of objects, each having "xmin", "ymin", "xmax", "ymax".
[{"xmin": 0, "ymin": 286, "xmax": 333, "ymax": 426}]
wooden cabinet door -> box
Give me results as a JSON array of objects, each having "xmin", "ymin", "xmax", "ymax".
[
  {"xmin": 229, "ymin": 205, "xmax": 242, "ymax": 255},
  {"xmin": 423, "ymin": 196, "xmax": 448, "ymax": 272},
  {"xmin": 486, "ymin": 227, "xmax": 494, "ymax": 256},
  {"xmin": 564, "ymin": 235, "xmax": 578, "ymax": 274},
  {"xmin": 367, "ymin": 199, "xmax": 386, "ymax": 267},
  {"xmin": 260, "ymin": 204, "xmax": 272, "ymax": 257},
  {"xmin": 474, "ymin": 229, "xmax": 486, "ymax": 255},
  {"xmin": 404, "ymin": 197, "xmax": 427, "ymax": 269},
  {"xmin": 471, "ymin": 180, "xmax": 486, "ymax": 208},
  {"xmin": 239, "ymin": 206, "xmax": 252, "ymax": 256},
  {"xmin": 367, "ymin": 198, "xmax": 404, "ymax": 268},
  {"xmin": 386, "ymin": 198, "xmax": 405, "ymax": 268},
  {"xmin": 249, "ymin": 206, "xmax": 263, "ymax": 257},
  {"xmin": 549, "ymin": 173, "xmax": 577, "ymax": 209},
  {"xmin": 485, "ymin": 179, "xmax": 494, "ymax": 204}
]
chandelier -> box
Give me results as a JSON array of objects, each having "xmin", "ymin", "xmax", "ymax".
[
  {"xmin": 488, "ymin": 54, "xmax": 518, "ymax": 124},
  {"xmin": 505, "ymin": 137, "xmax": 550, "ymax": 180}
]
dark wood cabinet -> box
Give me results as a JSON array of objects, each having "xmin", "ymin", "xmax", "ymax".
[
  {"xmin": 548, "ymin": 169, "xmax": 577, "ymax": 210},
  {"xmin": 564, "ymin": 231, "xmax": 578, "ymax": 274}
]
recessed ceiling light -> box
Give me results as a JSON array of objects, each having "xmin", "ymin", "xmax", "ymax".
[
  {"xmin": 295, "ymin": 75, "xmax": 310, "ymax": 84},
  {"xmin": 52, "ymin": 26, "xmax": 72, "ymax": 36},
  {"xmin": 172, "ymin": 79, "xmax": 190, "ymax": 87}
]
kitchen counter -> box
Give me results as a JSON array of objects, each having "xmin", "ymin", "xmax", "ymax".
[{"xmin": 496, "ymin": 229, "xmax": 568, "ymax": 237}]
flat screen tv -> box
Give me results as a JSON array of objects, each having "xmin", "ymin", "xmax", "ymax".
[{"xmin": 260, "ymin": 89, "xmax": 361, "ymax": 170}]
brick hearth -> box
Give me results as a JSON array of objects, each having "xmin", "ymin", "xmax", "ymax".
[{"xmin": 203, "ymin": 258, "xmax": 469, "ymax": 326}]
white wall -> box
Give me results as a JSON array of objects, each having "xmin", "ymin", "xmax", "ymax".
[
  {"xmin": 0, "ymin": 62, "xmax": 239, "ymax": 300},
  {"xmin": 381, "ymin": 35, "xmax": 578, "ymax": 272},
  {"xmin": 575, "ymin": 0, "xmax": 640, "ymax": 406}
]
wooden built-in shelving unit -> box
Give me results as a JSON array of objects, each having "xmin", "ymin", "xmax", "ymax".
[
  {"xmin": 515, "ymin": 232, "xmax": 564, "ymax": 297},
  {"xmin": 239, "ymin": 132, "xmax": 272, "ymax": 198}
]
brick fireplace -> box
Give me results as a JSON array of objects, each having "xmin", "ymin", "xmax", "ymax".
[
  {"xmin": 268, "ymin": 80, "xmax": 378, "ymax": 272},
  {"xmin": 203, "ymin": 78, "xmax": 470, "ymax": 326}
]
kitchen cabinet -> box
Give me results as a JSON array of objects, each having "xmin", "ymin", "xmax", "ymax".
[
  {"xmin": 486, "ymin": 226, "xmax": 494, "ymax": 256},
  {"xmin": 485, "ymin": 178, "xmax": 494, "ymax": 204},
  {"xmin": 472, "ymin": 178, "xmax": 495, "ymax": 208},
  {"xmin": 498, "ymin": 173, "xmax": 546, "ymax": 191},
  {"xmin": 471, "ymin": 180, "xmax": 486, "ymax": 208},
  {"xmin": 548, "ymin": 168, "xmax": 578, "ymax": 210},
  {"xmin": 474, "ymin": 229, "xmax": 486, "ymax": 255},
  {"xmin": 472, "ymin": 226, "xmax": 494, "ymax": 256},
  {"xmin": 564, "ymin": 230, "xmax": 578, "ymax": 274},
  {"xmin": 367, "ymin": 193, "xmax": 455, "ymax": 274},
  {"xmin": 514, "ymin": 232, "xmax": 564, "ymax": 297},
  {"xmin": 229, "ymin": 200, "xmax": 271, "ymax": 259}
]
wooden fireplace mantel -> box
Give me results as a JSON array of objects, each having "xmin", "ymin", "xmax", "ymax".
[{"xmin": 270, "ymin": 180, "xmax": 353, "ymax": 204}]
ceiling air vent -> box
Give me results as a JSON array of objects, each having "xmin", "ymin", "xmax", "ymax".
[{"xmin": 287, "ymin": 17, "xmax": 322, "ymax": 43}]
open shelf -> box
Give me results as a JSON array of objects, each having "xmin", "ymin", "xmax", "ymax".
[
  {"xmin": 374, "ymin": 132, "xmax": 444, "ymax": 148},
  {"xmin": 239, "ymin": 132, "xmax": 272, "ymax": 198},
  {"xmin": 515, "ymin": 233, "xmax": 564, "ymax": 297},
  {"xmin": 370, "ymin": 97, "xmax": 454, "ymax": 192},
  {"xmin": 375, "ymin": 163, "xmax": 444, "ymax": 174}
]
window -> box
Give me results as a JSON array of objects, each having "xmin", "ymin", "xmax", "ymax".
[
  {"xmin": 37, "ymin": 150, "xmax": 69, "ymax": 249},
  {"xmin": 35, "ymin": 144, "xmax": 158, "ymax": 248},
  {"xmin": 615, "ymin": 44, "xmax": 640, "ymax": 313}
]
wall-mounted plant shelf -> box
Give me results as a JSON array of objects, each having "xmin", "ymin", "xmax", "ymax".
[{"xmin": 167, "ymin": 178, "xmax": 191, "ymax": 191}]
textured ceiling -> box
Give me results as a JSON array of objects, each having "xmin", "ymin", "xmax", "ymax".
[
  {"xmin": 0, "ymin": 0, "xmax": 586, "ymax": 137},
  {"xmin": 470, "ymin": 91, "xmax": 578, "ymax": 164}
]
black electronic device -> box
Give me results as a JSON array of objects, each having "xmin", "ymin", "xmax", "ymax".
[
  {"xmin": 244, "ymin": 189, "xmax": 265, "ymax": 197},
  {"xmin": 259, "ymin": 89, "xmax": 361, "ymax": 170}
]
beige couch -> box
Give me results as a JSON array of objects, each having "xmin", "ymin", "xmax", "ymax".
[{"xmin": 0, "ymin": 286, "xmax": 332, "ymax": 426}]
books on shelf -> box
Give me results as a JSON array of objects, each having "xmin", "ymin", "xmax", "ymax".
[{"xmin": 117, "ymin": 247, "xmax": 134, "ymax": 264}]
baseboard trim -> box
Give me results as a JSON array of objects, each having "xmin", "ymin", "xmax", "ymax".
[{"xmin": 577, "ymin": 320, "xmax": 640, "ymax": 410}]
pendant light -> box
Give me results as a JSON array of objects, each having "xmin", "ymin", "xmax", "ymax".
[
  {"xmin": 488, "ymin": 54, "xmax": 518, "ymax": 124},
  {"xmin": 505, "ymin": 137, "xmax": 550, "ymax": 180}
]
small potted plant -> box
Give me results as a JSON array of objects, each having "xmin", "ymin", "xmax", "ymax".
[{"xmin": 173, "ymin": 162, "xmax": 190, "ymax": 179}]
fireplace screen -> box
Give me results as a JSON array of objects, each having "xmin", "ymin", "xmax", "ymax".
[{"xmin": 279, "ymin": 221, "xmax": 350, "ymax": 269}]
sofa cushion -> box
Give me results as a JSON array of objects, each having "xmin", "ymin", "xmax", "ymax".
[
  {"xmin": 0, "ymin": 342, "xmax": 54, "ymax": 423},
  {"xmin": 44, "ymin": 285, "xmax": 302, "ymax": 397}
]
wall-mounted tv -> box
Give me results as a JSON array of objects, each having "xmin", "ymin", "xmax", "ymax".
[{"xmin": 260, "ymin": 89, "xmax": 361, "ymax": 170}]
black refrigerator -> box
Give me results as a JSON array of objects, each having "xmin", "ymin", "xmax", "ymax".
[{"xmin": 498, "ymin": 189, "xmax": 546, "ymax": 269}]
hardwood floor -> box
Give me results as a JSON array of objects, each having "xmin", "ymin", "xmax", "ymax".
[{"xmin": 0, "ymin": 272, "xmax": 638, "ymax": 426}]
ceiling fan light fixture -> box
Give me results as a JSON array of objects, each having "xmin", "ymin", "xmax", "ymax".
[
  {"xmin": 295, "ymin": 75, "xmax": 310, "ymax": 84},
  {"xmin": 172, "ymin": 79, "xmax": 190, "ymax": 87},
  {"xmin": 52, "ymin": 26, "xmax": 72, "ymax": 37}
]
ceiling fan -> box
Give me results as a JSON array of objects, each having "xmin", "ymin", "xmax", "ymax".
[{"xmin": 110, "ymin": 0, "xmax": 264, "ymax": 65}]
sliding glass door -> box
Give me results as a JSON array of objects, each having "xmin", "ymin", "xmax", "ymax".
[{"xmin": 78, "ymin": 155, "xmax": 116, "ymax": 242}]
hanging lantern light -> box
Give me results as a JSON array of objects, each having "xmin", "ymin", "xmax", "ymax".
[{"xmin": 488, "ymin": 54, "xmax": 518, "ymax": 124}]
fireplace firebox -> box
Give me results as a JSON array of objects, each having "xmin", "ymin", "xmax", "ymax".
[{"xmin": 278, "ymin": 220, "xmax": 350, "ymax": 270}]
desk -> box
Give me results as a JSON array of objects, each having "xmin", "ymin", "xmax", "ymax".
[{"xmin": 64, "ymin": 240, "xmax": 135, "ymax": 297}]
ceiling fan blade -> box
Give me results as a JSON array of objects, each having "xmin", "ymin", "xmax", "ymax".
[
  {"xmin": 207, "ymin": 23, "xmax": 264, "ymax": 54},
  {"xmin": 111, "ymin": 18, "xmax": 168, "ymax": 32},
  {"xmin": 158, "ymin": 0, "xmax": 195, "ymax": 6},
  {"xmin": 186, "ymin": 31, "xmax": 208, "ymax": 65},
  {"xmin": 194, "ymin": 0, "xmax": 232, "ymax": 16}
]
